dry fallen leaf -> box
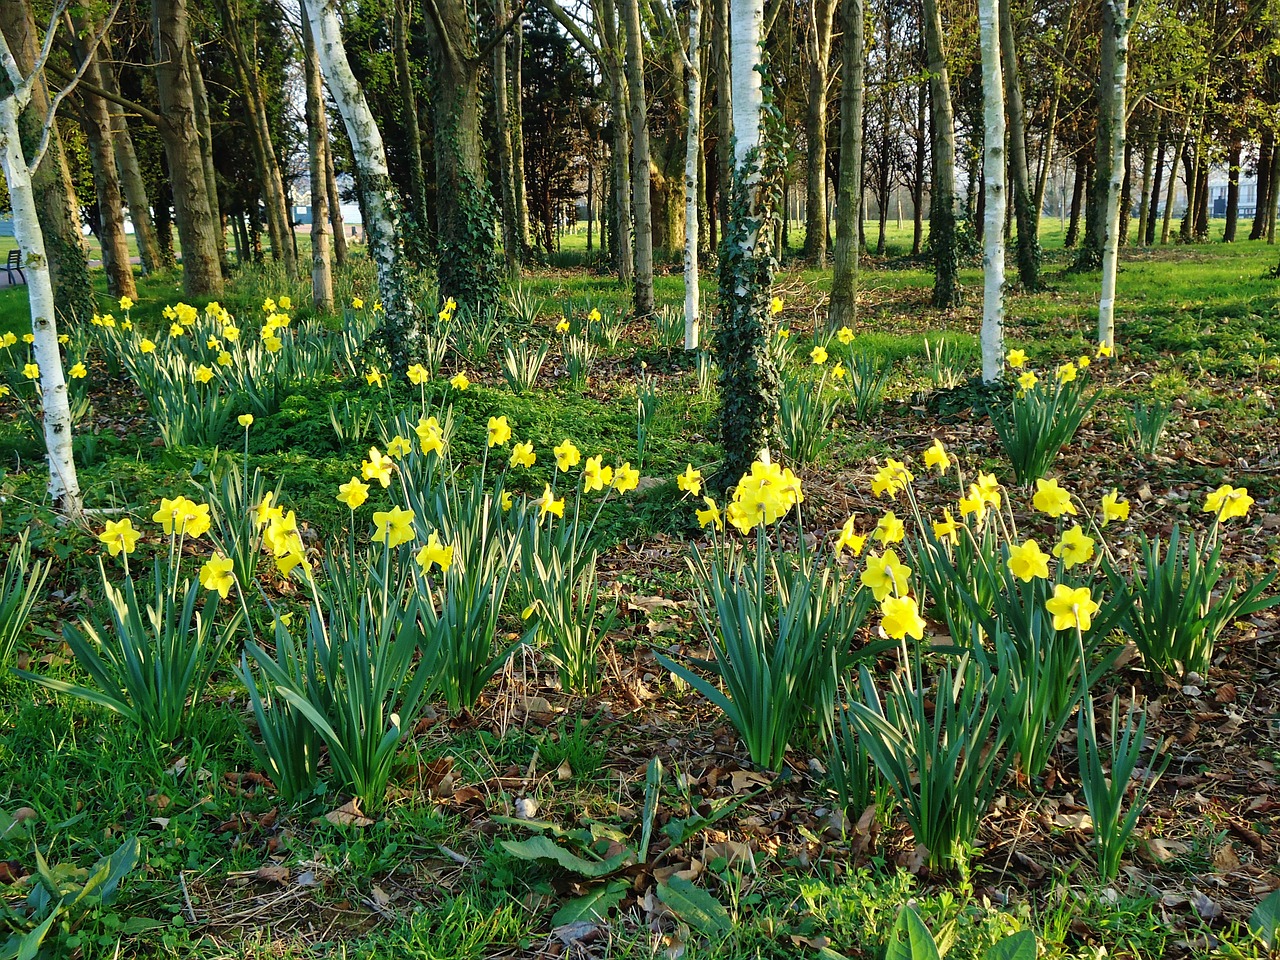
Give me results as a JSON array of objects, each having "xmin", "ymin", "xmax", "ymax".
[
  {"xmin": 255, "ymin": 864, "xmax": 290, "ymax": 884},
  {"xmin": 324, "ymin": 800, "xmax": 374, "ymax": 827}
]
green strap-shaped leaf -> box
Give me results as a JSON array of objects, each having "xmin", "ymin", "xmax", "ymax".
[
  {"xmin": 500, "ymin": 836, "xmax": 629, "ymax": 878},
  {"xmin": 885, "ymin": 906, "xmax": 941, "ymax": 960},
  {"xmin": 1249, "ymin": 888, "xmax": 1280, "ymax": 948},
  {"xmin": 550, "ymin": 879, "xmax": 629, "ymax": 928},
  {"xmin": 655, "ymin": 875, "xmax": 731, "ymax": 935}
]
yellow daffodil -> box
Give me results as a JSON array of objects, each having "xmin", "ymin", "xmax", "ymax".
[
  {"xmin": 140, "ymin": 338, "xmax": 157, "ymax": 354},
  {"xmin": 386, "ymin": 435, "xmax": 412, "ymax": 459},
  {"xmin": 1032, "ymin": 478, "xmax": 1077, "ymax": 518},
  {"xmin": 415, "ymin": 416, "xmax": 445, "ymax": 456},
  {"xmin": 119, "ymin": 295, "xmax": 134, "ymax": 310},
  {"xmin": 769, "ymin": 296, "xmax": 784, "ymax": 315},
  {"xmin": 449, "ymin": 371, "xmax": 470, "ymax": 390},
  {"xmin": 207, "ymin": 336, "xmax": 222, "ymax": 350},
  {"xmin": 22, "ymin": 333, "xmax": 34, "ymax": 343},
  {"xmin": 361, "ymin": 447, "xmax": 394, "ymax": 487},
  {"xmin": 1045, "ymin": 584, "xmax": 1101, "ymax": 632},
  {"xmin": 613, "ymin": 462, "xmax": 640, "ymax": 493},
  {"xmin": 811, "ymin": 345, "xmax": 828, "ymax": 365},
  {"xmin": 255, "ymin": 491, "xmax": 284, "ymax": 528},
  {"xmin": 696, "ymin": 496, "xmax": 723, "ymax": 530},
  {"xmin": 416, "ymin": 532, "xmax": 454, "ymax": 572},
  {"xmin": 1018, "ymin": 370, "xmax": 1038, "ymax": 391},
  {"xmin": 871, "ymin": 459, "xmax": 914, "ymax": 498},
  {"xmin": 537, "ymin": 484, "xmax": 565, "ymax": 519},
  {"xmin": 835, "ymin": 515, "xmax": 866, "ymax": 557},
  {"xmin": 1100, "ymin": 489, "xmax": 1130, "ymax": 526},
  {"xmin": 23, "ymin": 363, "xmax": 39, "ymax": 380},
  {"xmin": 837, "ymin": 326, "xmax": 854, "ymax": 345},
  {"xmin": 487, "ymin": 416, "xmax": 512, "ymax": 448},
  {"xmin": 923, "ymin": 439, "xmax": 950, "ymax": 472},
  {"xmin": 217, "ymin": 350, "xmax": 233, "ymax": 366},
  {"xmin": 676, "ymin": 464, "xmax": 702, "ymax": 497},
  {"xmin": 554, "ymin": 439, "xmax": 581, "ymax": 471},
  {"xmin": 932, "ymin": 509, "xmax": 959, "ymax": 544},
  {"xmin": 777, "ymin": 328, "xmax": 790, "ymax": 339},
  {"xmin": 861, "ymin": 549, "xmax": 912, "ymax": 601},
  {"xmin": 959, "ymin": 490, "xmax": 987, "ymax": 521},
  {"xmin": 239, "ymin": 414, "xmax": 254, "ymax": 428},
  {"xmin": 880, "ymin": 594, "xmax": 926, "ymax": 640},
  {"xmin": 873, "ymin": 510, "xmax": 905, "ymax": 544},
  {"xmin": 278, "ymin": 296, "xmax": 292, "ymax": 311},
  {"xmin": 1053, "ymin": 525, "xmax": 1095, "ymax": 569},
  {"xmin": 1007, "ymin": 349, "xmax": 1027, "ymax": 369},
  {"xmin": 263, "ymin": 334, "xmax": 283, "ymax": 353},
  {"xmin": 1096, "ymin": 343, "xmax": 1112, "ymax": 358},
  {"xmin": 372, "ymin": 506, "xmax": 416, "ymax": 548},
  {"xmin": 583, "ymin": 456, "xmax": 613, "ymax": 492},
  {"xmin": 98, "ymin": 518, "xmax": 141, "ymax": 556},
  {"xmin": 199, "ymin": 554, "xmax": 236, "ymax": 599},
  {"xmin": 588, "ymin": 308, "xmax": 602, "ymax": 323},
  {"xmin": 352, "ymin": 297, "xmax": 364, "ymax": 309},
  {"xmin": 1077, "ymin": 355, "xmax": 1091, "ymax": 368},
  {"xmin": 501, "ymin": 491, "xmax": 514, "ymax": 511},
  {"xmin": 121, "ymin": 320, "xmax": 132, "ymax": 331},
  {"xmin": 1007, "ymin": 539, "xmax": 1050, "ymax": 582},
  {"xmin": 510, "ymin": 441, "xmax": 536, "ymax": 469},
  {"xmin": 153, "ymin": 496, "xmax": 211, "ymax": 538},
  {"xmin": 69, "ymin": 362, "xmax": 87, "ymax": 379},
  {"xmin": 974, "ymin": 472, "xmax": 1002, "ymax": 508},
  {"xmin": 1055, "ymin": 361, "xmax": 1077, "ymax": 383},
  {"xmin": 337, "ymin": 476, "xmax": 369, "ymax": 509},
  {"xmin": 223, "ymin": 325, "xmax": 240, "ymax": 342},
  {"xmin": 407, "ymin": 363, "xmax": 429, "ymax": 385},
  {"xmin": 365, "ymin": 367, "xmax": 386, "ymax": 387},
  {"xmin": 556, "ymin": 319, "xmax": 571, "ymax": 334},
  {"xmin": 170, "ymin": 323, "xmax": 185, "ymax": 338},
  {"xmin": 0, "ymin": 331, "xmax": 16, "ymax": 347},
  {"xmin": 832, "ymin": 362, "xmax": 846, "ymax": 380},
  {"xmin": 1202, "ymin": 484, "xmax": 1253, "ymax": 522},
  {"xmin": 262, "ymin": 298, "xmax": 277, "ymax": 313},
  {"xmin": 194, "ymin": 365, "xmax": 214, "ymax": 384}
]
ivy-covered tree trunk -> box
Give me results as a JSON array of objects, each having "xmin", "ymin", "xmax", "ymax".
[
  {"xmin": 717, "ymin": 0, "xmax": 780, "ymax": 484},
  {"xmin": 304, "ymin": 0, "xmax": 418, "ymax": 368},
  {"xmin": 151, "ymin": 0, "xmax": 224, "ymax": 296},
  {"xmin": 827, "ymin": 0, "xmax": 864, "ymax": 331},
  {"xmin": 422, "ymin": 0, "xmax": 500, "ymax": 309},
  {"xmin": 978, "ymin": 0, "xmax": 1006, "ymax": 381},
  {"xmin": 302, "ymin": 14, "xmax": 334, "ymax": 312},
  {"xmin": 922, "ymin": 0, "xmax": 961, "ymax": 308},
  {"xmin": 998, "ymin": 0, "xmax": 1038, "ymax": 290},
  {"xmin": 620, "ymin": 0, "xmax": 655, "ymax": 315}
]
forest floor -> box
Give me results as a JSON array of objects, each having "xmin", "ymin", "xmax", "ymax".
[{"xmin": 1, "ymin": 225, "xmax": 1279, "ymax": 959}]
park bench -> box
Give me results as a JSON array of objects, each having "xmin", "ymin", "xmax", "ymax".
[{"xmin": 4, "ymin": 250, "xmax": 24, "ymax": 285}]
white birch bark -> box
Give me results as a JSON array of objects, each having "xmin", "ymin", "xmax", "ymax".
[
  {"xmin": 303, "ymin": 0, "xmax": 411, "ymax": 337},
  {"xmin": 1097, "ymin": 0, "xmax": 1136, "ymax": 349},
  {"xmin": 0, "ymin": 13, "xmax": 93, "ymax": 518},
  {"xmin": 730, "ymin": 0, "xmax": 764, "ymax": 180},
  {"xmin": 682, "ymin": 0, "xmax": 703, "ymax": 349},
  {"xmin": 978, "ymin": 0, "xmax": 1006, "ymax": 382}
]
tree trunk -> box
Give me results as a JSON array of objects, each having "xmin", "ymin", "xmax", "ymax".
[
  {"xmin": 393, "ymin": 0, "xmax": 429, "ymax": 229},
  {"xmin": 1097, "ymin": 0, "xmax": 1134, "ymax": 349},
  {"xmin": 718, "ymin": 0, "xmax": 780, "ymax": 480},
  {"xmin": 683, "ymin": 0, "xmax": 703, "ymax": 349},
  {"xmin": 152, "ymin": 0, "xmax": 224, "ymax": 296},
  {"xmin": 70, "ymin": 18, "xmax": 136, "ymax": 301},
  {"xmin": 599, "ymin": 0, "xmax": 633, "ymax": 281},
  {"xmin": 912, "ymin": 79, "xmax": 925, "ymax": 256},
  {"xmin": 1250, "ymin": 129, "xmax": 1273, "ymax": 240},
  {"xmin": 1032, "ymin": 7, "xmax": 1070, "ymax": 221},
  {"xmin": 621, "ymin": 0, "xmax": 655, "ymax": 315},
  {"xmin": 1160, "ymin": 113, "xmax": 1189, "ymax": 244},
  {"xmin": 511, "ymin": 18, "xmax": 531, "ymax": 253},
  {"xmin": 1223, "ymin": 138, "xmax": 1241, "ymax": 242},
  {"xmin": 187, "ymin": 41, "xmax": 229, "ymax": 280},
  {"xmin": 1065, "ymin": 150, "xmax": 1086, "ymax": 248},
  {"xmin": 827, "ymin": 0, "xmax": 864, "ymax": 330},
  {"xmin": 99, "ymin": 38, "xmax": 161, "ymax": 276},
  {"xmin": 1118, "ymin": 138, "xmax": 1132, "ymax": 245},
  {"xmin": 0, "ymin": 26, "xmax": 82, "ymax": 516},
  {"xmin": 1076, "ymin": 5, "xmax": 1115, "ymax": 273},
  {"xmin": 493, "ymin": 0, "xmax": 520, "ymax": 274},
  {"xmin": 305, "ymin": 0, "xmax": 419, "ymax": 366},
  {"xmin": 714, "ymin": 0, "xmax": 733, "ymax": 245},
  {"xmin": 978, "ymin": 0, "xmax": 1006, "ymax": 380},
  {"xmin": 301, "ymin": 15, "xmax": 334, "ymax": 311},
  {"xmin": 998, "ymin": 0, "xmax": 1037, "ymax": 289},
  {"xmin": 1265, "ymin": 144, "xmax": 1280, "ymax": 242},
  {"xmin": 1135, "ymin": 129, "xmax": 1154, "ymax": 246},
  {"xmin": 324, "ymin": 122, "xmax": 348, "ymax": 265},
  {"xmin": 802, "ymin": 0, "xmax": 835, "ymax": 264},
  {"xmin": 154, "ymin": 170, "xmax": 176, "ymax": 266},
  {"xmin": 922, "ymin": 0, "xmax": 960, "ymax": 307}
]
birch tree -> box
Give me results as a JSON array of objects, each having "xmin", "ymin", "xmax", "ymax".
[
  {"xmin": 1097, "ymin": 0, "xmax": 1143, "ymax": 349},
  {"xmin": 0, "ymin": 0, "xmax": 121, "ymax": 518},
  {"xmin": 301, "ymin": 13, "xmax": 334, "ymax": 311},
  {"xmin": 303, "ymin": 0, "xmax": 419, "ymax": 369},
  {"xmin": 717, "ymin": 0, "xmax": 781, "ymax": 480},
  {"xmin": 675, "ymin": 0, "xmax": 703, "ymax": 348},
  {"xmin": 978, "ymin": 0, "xmax": 1006, "ymax": 382}
]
